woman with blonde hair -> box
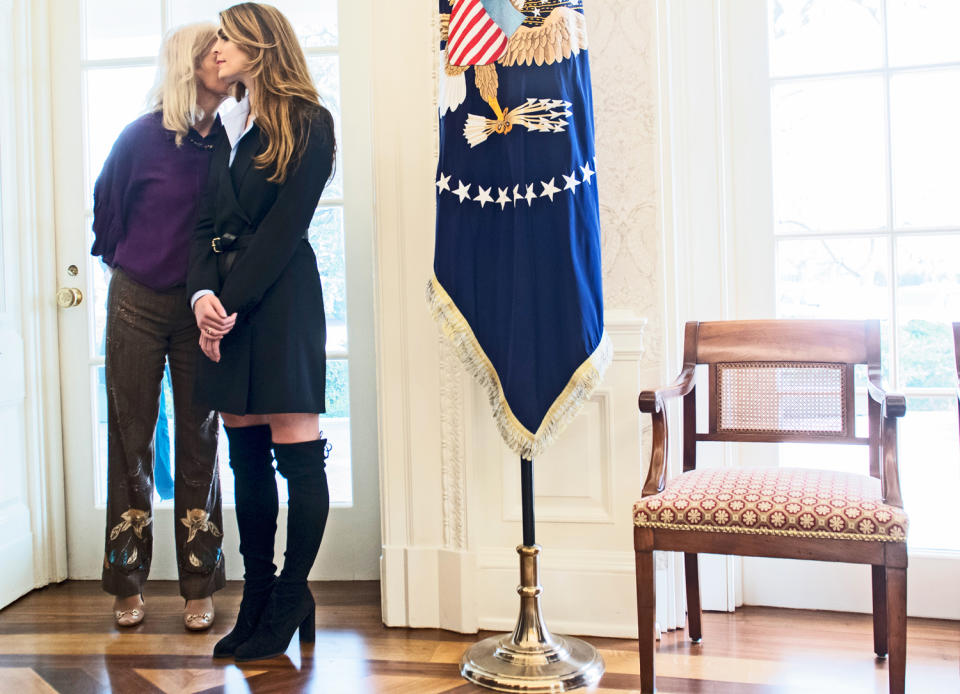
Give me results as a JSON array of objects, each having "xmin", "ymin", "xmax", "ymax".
[
  {"xmin": 187, "ymin": 2, "xmax": 336, "ymax": 661},
  {"xmin": 92, "ymin": 22, "xmax": 231, "ymax": 630}
]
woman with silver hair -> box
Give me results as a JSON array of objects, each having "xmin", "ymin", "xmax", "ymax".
[{"xmin": 91, "ymin": 22, "xmax": 232, "ymax": 631}]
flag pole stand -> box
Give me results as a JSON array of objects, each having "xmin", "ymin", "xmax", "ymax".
[{"xmin": 460, "ymin": 457, "xmax": 605, "ymax": 692}]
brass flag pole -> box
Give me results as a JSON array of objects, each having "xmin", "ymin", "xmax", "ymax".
[{"xmin": 460, "ymin": 457, "xmax": 605, "ymax": 692}]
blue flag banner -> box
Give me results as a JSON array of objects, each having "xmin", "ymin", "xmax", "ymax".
[{"xmin": 429, "ymin": 0, "xmax": 610, "ymax": 460}]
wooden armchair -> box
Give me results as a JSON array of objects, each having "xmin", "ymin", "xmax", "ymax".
[{"xmin": 633, "ymin": 320, "xmax": 908, "ymax": 693}]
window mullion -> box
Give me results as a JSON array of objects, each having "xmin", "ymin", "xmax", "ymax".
[
  {"xmin": 160, "ymin": 0, "xmax": 170, "ymax": 36},
  {"xmin": 879, "ymin": 0, "xmax": 899, "ymax": 390}
]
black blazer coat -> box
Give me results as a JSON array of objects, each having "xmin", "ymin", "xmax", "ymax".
[{"xmin": 188, "ymin": 113, "xmax": 334, "ymax": 415}]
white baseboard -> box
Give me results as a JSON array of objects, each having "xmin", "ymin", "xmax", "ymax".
[
  {"xmin": 743, "ymin": 555, "xmax": 960, "ymax": 620},
  {"xmin": 438, "ymin": 548, "xmax": 478, "ymax": 633},
  {"xmin": 380, "ymin": 544, "xmax": 686, "ymax": 637},
  {"xmin": 380, "ymin": 544, "xmax": 408, "ymax": 626},
  {"xmin": 476, "ymin": 546, "xmax": 640, "ymax": 638},
  {"xmin": 381, "ymin": 545, "xmax": 479, "ymax": 633}
]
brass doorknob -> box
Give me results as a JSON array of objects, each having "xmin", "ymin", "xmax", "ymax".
[{"xmin": 56, "ymin": 287, "xmax": 84, "ymax": 308}]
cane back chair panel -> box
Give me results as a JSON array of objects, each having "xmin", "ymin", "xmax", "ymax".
[
  {"xmin": 715, "ymin": 362, "xmax": 847, "ymax": 437},
  {"xmin": 696, "ymin": 320, "xmax": 871, "ymax": 446}
]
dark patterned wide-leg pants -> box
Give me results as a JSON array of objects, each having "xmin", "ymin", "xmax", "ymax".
[{"xmin": 101, "ymin": 269, "xmax": 225, "ymax": 600}]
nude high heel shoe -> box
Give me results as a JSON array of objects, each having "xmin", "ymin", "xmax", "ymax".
[
  {"xmin": 184, "ymin": 596, "xmax": 216, "ymax": 631},
  {"xmin": 114, "ymin": 595, "xmax": 145, "ymax": 627}
]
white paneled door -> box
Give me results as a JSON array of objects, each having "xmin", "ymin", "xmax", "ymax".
[
  {"xmin": 50, "ymin": 0, "xmax": 380, "ymax": 584},
  {"xmin": 0, "ymin": 0, "xmax": 36, "ymax": 608}
]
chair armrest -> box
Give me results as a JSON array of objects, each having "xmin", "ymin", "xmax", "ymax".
[
  {"xmin": 867, "ymin": 368, "xmax": 906, "ymax": 418},
  {"xmin": 867, "ymin": 367, "xmax": 906, "ymax": 508},
  {"xmin": 638, "ymin": 365, "xmax": 696, "ymax": 414},
  {"xmin": 954, "ymin": 377, "xmax": 959, "ymax": 444},
  {"xmin": 637, "ymin": 365, "xmax": 695, "ymax": 497}
]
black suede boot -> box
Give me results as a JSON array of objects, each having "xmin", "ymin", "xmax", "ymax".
[
  {"xmin": 233, "ymin": 581, "xmax": 316, "ymax": 662},
  {"xmin": 213, "ymin": 578, "xmax": 274, "ymax": 658},
  {"xmin": 233, "ymin": 438, "xmax": 329, "ymax": 661},
  {"xmin": 214, "ymin": 425, "xmax": 278, "ymax": 658}
]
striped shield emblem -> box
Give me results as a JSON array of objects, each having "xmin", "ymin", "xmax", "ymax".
[{"xmin": 447, "ymin": 0, "xmax": 523, "ymax": 67}]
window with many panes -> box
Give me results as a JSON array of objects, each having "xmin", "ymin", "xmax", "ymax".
[
  {"xmin": 82, "ymin": 0, "xmax": 353, "ymax": 506},
  {"xmin": 767, "ymin": 0, "xmax": 960, "ymax": 550}
]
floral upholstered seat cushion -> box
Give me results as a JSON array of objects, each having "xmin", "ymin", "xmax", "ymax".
[{"xmin": 633, "ymin": 468, "xmax": 907, "ymax": 542}]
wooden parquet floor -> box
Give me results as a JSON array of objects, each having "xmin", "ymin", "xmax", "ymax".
[{"xmin": 0, "ymin": 581, "xmax": 957, "ymax": 693}]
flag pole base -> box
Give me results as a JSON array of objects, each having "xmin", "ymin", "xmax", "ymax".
[{"xmin": 460, "ymin": 544, "xmax": 604, "ymax": 692}]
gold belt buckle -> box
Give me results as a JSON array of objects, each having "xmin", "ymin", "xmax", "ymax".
[{"xmin": 211, "ymin": 237, "xmax": 223, "ymax": 254}]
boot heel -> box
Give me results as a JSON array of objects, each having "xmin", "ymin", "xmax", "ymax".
[{"xmin": 299, "ymin": 605, "xmax": 315, "ymax": 643}]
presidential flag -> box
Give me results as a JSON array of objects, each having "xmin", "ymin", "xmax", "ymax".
[{"xmin": 429, "ymin": 0, "xmax": 609, "ymax": 460}]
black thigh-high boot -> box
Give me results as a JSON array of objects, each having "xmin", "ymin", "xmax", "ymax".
[
  {"xmin": 214, "ymin": 425, "xmax": 278, "ymax": 658},
  {"xmin": 234, "ymin": 437, "xmax": 329, "ymax": 662}
]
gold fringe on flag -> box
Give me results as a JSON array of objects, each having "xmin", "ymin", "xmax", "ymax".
[{"xmin": 427, "ymin": 275, "xmax": 611, "ymax": 460}]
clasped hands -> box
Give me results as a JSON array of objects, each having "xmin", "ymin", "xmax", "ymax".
[{"xmin": 194, "ymin": 294, "xmax": 238, "ymax": 363}]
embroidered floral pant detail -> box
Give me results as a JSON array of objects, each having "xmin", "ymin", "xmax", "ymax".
[{"xmin": 102, "ymin": 269, "xmax": 224, "ymax": 599}]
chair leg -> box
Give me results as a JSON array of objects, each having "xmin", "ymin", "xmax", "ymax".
[
  {"xmin": 635, "ymin": 550, "xmax": 656, "ymax": 693},
  {"xmin": 885, "ymin": 566, "xmax": 907, "ymax": 694},
  {"xmin": 871, "ymin": 565, "xmax": 887, "ymax": 658},
  {"xmin": 684, "ymin": 553, "xmax": 703, "ymax": 643}
]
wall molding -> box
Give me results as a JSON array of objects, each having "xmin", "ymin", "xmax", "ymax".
[{"xmin": 500, "ymin": 390, "xmax": 615, "ymax": 525}]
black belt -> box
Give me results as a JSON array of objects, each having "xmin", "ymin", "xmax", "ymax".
[
  {"xmin": 211, "ymin": 233, "xmax": 253, "ymax": 254},
  {"xmin": 211, "ymin": 231, "xmax": 309, "ymax": 254}
]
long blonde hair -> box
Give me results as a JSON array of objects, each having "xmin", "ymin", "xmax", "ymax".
[
  {"xmin": 148, "ymin": 23, "xmax": 219, "ymax": 146},
  {"xmin": 219, "ymin": 2, "xmax": 335, "ymax": 184}
]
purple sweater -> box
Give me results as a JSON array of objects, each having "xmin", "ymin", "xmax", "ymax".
[{"xmin": 91, "ymin": 111, "xmax": 222, "ymax": 291}]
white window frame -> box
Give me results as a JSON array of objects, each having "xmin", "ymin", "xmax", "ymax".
[{"xmin": 660, "ymin": 0, "xmax": 960, "ymax": 618}]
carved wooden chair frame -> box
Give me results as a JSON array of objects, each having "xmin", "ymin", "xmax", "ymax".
[{"xmin": 634, "ymin": 320, "xmax": 907, "ymax": 694}]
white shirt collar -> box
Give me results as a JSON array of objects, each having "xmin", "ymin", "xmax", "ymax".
[{"xmin": 223, "ymin": 93, "xmax": 254, "ymax": 148}]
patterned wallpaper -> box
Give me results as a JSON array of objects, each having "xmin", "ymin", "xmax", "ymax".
[{"xmin": 586, "ymin": 0, "xmax": 664, "ymax": 367}]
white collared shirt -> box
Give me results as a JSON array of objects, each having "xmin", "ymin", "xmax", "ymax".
[{"xmin": 222, "ymin": 93, "xmax": 255, "ymax": 167}]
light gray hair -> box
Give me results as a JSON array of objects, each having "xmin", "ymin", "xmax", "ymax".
[{"xmin": 147, "ymin": 22, "xmax": 219, "ymax": 146}]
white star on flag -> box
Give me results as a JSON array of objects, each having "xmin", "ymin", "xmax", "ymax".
[
  {"xmin": 540, "ymin": 178, "xmax": 560, "ymax": 202},
  {"xmin": 496, "ymin": 187, "xmax": 511, "ymax": 210},
  {"xmin": 454, "ymin": 180, "xmax": 472, "ymax": 203},
  {"xmin": 513, "ymin": 184, "xmax": 523, "ymax": 206},
  {"xmin": 436, "ymin": 173, "xmax": 451, "ymax": 194},
  {"xmin": 524, "ymin": 183, "xmax": 537, "ymax": 207},
  {"xmin": 563, "ymin": 172, "xmax": 581, "ymax": 193},
  {"xmin": 580, "ymin": 163, "xmax": 595, "ymax": 185},
  {"xmin": 474, "ymin": 186, "xmax": 494, "ymax": 208}
]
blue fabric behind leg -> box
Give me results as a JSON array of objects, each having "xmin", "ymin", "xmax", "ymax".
[{"xmin": 153, "ymin": 363, "xmax": 175, "ymax": 500}]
